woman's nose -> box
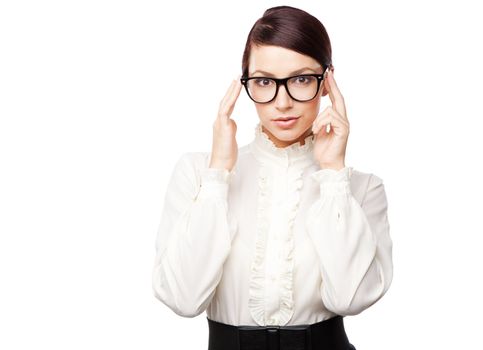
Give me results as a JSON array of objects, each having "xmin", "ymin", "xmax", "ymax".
[{"xmin": 274, "ymin": 84, "xmax": 293, "ymax": 109}]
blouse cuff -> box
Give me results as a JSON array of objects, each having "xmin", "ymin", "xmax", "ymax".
[
  {"xmin": 310, "ymin": 166, "xmax": 353, "ymax": 196},
  {"xmin": 197, "ymin": 167, "xmax": 234, "ymax": 200}
]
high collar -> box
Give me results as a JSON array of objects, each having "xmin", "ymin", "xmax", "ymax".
[{"xmin": 249, "ymin": 122, "xmax": 316, "ymax": 168}]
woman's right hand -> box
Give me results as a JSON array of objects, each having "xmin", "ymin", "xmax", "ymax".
[{"xmin": 209, "ymin": 75, "xmax": 243, "ymax": 172}]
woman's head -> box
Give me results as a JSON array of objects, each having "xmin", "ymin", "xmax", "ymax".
[{"xmin": 241, "ymin": 6, "xmax": 334, "ymax": 148}]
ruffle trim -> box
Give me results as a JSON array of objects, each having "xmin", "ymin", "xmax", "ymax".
[
  {"xmin": 248, "ymin": 164, "xmax": 304, "ymax": 326},
  {"xmin": 247, "ymin": 164, "xmax": 270, "ymax": 325}
]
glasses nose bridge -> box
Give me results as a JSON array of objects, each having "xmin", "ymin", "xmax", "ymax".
[{"xmin": 274, "ymin": 77, "xmax": 291, "ymax": 99}]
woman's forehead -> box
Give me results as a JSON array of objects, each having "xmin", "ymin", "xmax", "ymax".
[{"xmin": 248, "ymin": 45, "xmax": 321, "ymax": 76}]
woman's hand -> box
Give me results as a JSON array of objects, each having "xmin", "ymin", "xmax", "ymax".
[
  {"xmin": 311, "ymin": 69, "xmax": 350, "ymax": 170},
  {"xmin": 209, "ymin": 75, "xmax": 243, "ymax": 172}
]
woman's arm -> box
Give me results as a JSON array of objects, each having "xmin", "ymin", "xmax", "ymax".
[
  {"xmin": 305, "ymin": 166, "xmax": 393, "ymax": 316},
  {"xmin": 152, "ymin": 152, "xmax": 235, "ymax": 317}
]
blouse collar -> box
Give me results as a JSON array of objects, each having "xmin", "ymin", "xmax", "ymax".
[{"xmin": 249, "ymin": 121, "xmax": 316, "ymax": 168}]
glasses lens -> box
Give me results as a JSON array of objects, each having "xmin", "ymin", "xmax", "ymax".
[
  {"xmin": 287, "ymin": 75, "xmax": 319, "ymax": 101},
  {"xmin": 246, "ymin": 78, "xmax": 277, "ymax": 103},
  {"xmin": 246, "ymin": 76, "xmax": 319, "ymax": 103}
]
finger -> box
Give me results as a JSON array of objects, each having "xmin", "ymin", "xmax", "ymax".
[
  {"xmin": 312, "ymin": 108, "xmax": 347, "ymax": 134},
  {"xmin": 313, "ymin": 115, "xmax": 335, "ymax": 134},
  {"xmin": 217, "ymin": 82, "xmax": 237, "ymax": 127},
  {"xmin": 219, "ymin": 75, "xmax": 242, "ymax": 123},
  {"xmin": 225, "ymin": 77, "xmax": 243, "ymax": 117},
  {"xmin": 314, "ymin": 106, "xmax": 349, "ymax": 132},
  {"xmin": 220, "ymin": 77, "xmax": 239, "ymax": 110},
  {"xmin": 325, "ymin": 70, "xmax": 347, "ymax": 120},
  {"xmin": 313, "ymin": 107, "xmax": 347, "ymax": 131}
]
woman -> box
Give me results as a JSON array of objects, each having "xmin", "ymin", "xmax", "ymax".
[{"xmin": 152, "ymin": 5, "xmax": 393, "ymax": 350}]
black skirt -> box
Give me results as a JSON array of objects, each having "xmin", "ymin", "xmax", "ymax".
[{"xmin": 207, "ymin": 315, "xmax": 356, "ymax": 350}]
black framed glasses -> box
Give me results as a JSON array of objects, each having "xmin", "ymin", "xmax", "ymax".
[{"xmin": 240, "ymin": 66, "xmax": 329, "ymax": 104}]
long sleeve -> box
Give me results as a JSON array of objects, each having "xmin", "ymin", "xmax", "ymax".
[
  {"xmin": 305, "ymin": 166, "xmax": 393, "ymax": 316},
  {"xmin": 151, "ymin": 152, "xmax": 235, "ymax": 317}
]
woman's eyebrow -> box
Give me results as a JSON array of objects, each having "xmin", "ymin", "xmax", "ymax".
[{"xmin": 250, "ymin": 66, "xmax": 321, "ymax": 77}]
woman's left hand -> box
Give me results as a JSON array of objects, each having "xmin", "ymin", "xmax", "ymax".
[{"xmin": 311, "ymin": 69, "xmax": 350, "ymax": 170}]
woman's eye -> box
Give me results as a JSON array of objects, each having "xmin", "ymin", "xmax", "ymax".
[
  {"xmin": 295, "ymin": 76, "xmax": 308, "ymax": 84},
  {"xmin": 254, "ymin": 78, "xmax": 273, "ymax": 87}
]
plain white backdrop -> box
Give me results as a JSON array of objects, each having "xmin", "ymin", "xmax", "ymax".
[{"xmin": 1, "ymin": 0, "xmax": 482, "ymax": 349}]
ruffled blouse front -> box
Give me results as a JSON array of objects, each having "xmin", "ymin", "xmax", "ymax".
[{"xmin": 152, "ymin": 122, "xmax": 393, "ymax": 326}]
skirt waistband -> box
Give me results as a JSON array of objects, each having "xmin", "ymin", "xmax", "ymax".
[{"xmin": 207, "ymin": 315, "xmax": 356, "ymax": 350}]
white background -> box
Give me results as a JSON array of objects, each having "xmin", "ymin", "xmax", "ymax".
[{"xmin": 1, "ymin": 0, "xmax": 482, "ymax": 349}]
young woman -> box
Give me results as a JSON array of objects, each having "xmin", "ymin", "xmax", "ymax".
[{"xmin": 152, "ymin": 5, "xmax": 393, "ymax": 350}]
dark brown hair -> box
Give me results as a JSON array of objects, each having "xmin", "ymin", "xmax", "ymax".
[{"xmin": 241, "ymin": 5, "xmax": 333, "ymax": 78}]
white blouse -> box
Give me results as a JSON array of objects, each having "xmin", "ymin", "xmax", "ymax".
[{"xmin": 152, "ymin": 122, "xmax": 393, "ymax": 327}]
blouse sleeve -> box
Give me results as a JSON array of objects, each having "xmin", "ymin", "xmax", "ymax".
[
  {"xmin": 151, "ymin": 152, "xmax": 235, "ymax": 317},
  {"xmin": 305, "ymin": 166, "xmax": 393, "ymax": 316}
]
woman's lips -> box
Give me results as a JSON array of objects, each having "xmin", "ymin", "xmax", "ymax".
[{"xmin": 273, "ymin": 116, "xmax": 300, "ymax": 129}]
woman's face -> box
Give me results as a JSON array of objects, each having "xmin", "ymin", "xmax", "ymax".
[{"xmin": 247, "ymin": 44, "xmax": 329, "ymax": 148}]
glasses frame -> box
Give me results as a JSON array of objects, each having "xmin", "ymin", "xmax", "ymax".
[{"xmin": 240, "ymin": 66, "xmax": 329, "ymax": 104}]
